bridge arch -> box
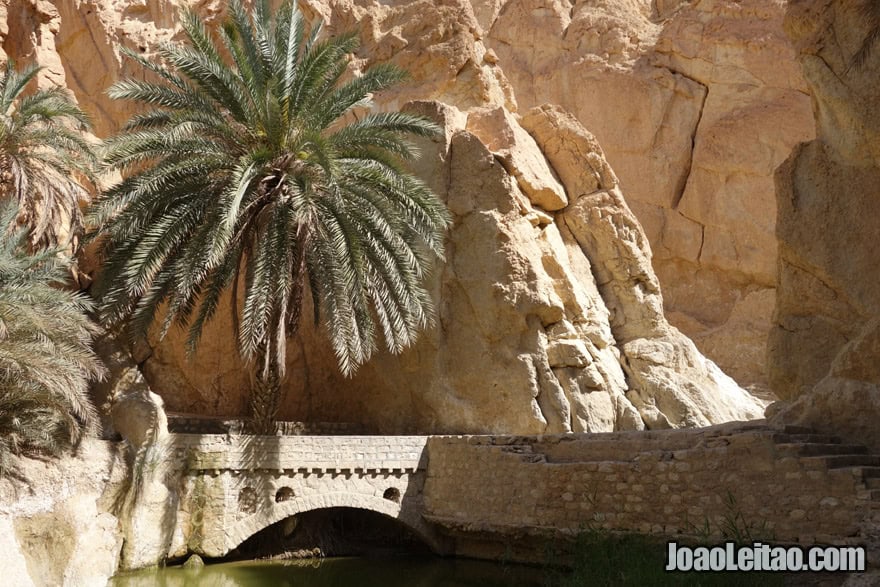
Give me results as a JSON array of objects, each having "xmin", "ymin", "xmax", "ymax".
[{"xmin": 214, "ymin": 491, "xmax": 446, "ymax": 557}]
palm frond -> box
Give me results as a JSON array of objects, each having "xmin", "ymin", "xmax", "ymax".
[
  {"xmin": 0, "ymin": 202, "xmax": 103, "ymax": 475},
  {"xmin": 92, "ymin": 0, "xmax": 450, "ymax": 433},
  {"xmin": 0, "ymin": 62, "xmax": 96, "ymax": 250},
  {"xmin": 851, "ymin": 0, "xmax": 880, "ymax": 70}
]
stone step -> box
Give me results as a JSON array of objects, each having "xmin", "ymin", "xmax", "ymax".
[
  {"xmin": 772, "ymin": 433, "xmax": 842, "ymax": 445},
  {"xmin": 500, "ymin": 445, "xmax": 536, "ymax": 454},
  {"xmin": 779, "ymin": 425, "xmax": 820, "ymax": 435},
  {"xmin": 776, "ymin": 443, "xmax": 868, "ymax": 457},
  {"xmin": 521, "ymin": 454, "xmax": 547, "ymax": 464},
  {"xmin": 834, "ymin": 467, "xmax": 880, "ymax": 482},
  {"xmin": 856, "ymin": 467, "xmax": 880, "ymax": 480},
  {"xmin": 807, "ymin": 455, "xmax": 880, "ymax": 469},
  {"xmin": 856, "ymin": 488, "xmax": 880, "ymax": 501},
  {"xmin": 500, "ymin": 445, "xmax": 548, "ymax": 463}
]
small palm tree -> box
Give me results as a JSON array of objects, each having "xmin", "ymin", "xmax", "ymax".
[
  {"xmin": 0, "ymin": 61, "xmax": 97, "ymax": 251},
  {"xmin": 0, "ymin": 203, "xmax": 103, "ymax": 475},
  {"xmin": 90, "ymin": 0, "xmax": 450, "ymax": 433}
]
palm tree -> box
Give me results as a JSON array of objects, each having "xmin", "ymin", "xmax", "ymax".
[
  {"xmin": 90, "ymin": 0, "xmax": 450, "ymax": 434},
  {"xmin": 0, "ymin": 203, "xmax": 103, "ymax": 475},
  {"xmin": 0, "ymin": 61, "xmax": 97, "ymax": 251}
]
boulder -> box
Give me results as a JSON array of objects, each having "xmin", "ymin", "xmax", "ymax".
[{"xmin": 525, "ymin": 104, "xmax": 765, "ymax": 428}]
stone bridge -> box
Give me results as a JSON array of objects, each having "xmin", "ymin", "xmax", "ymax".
[
  {"xmin": 168, "ymin": 434, "xmax": 446, "ymax": 558},
  {"xmin": 156, "ymin": 423, "xmax": 880, "ymax": 566}
]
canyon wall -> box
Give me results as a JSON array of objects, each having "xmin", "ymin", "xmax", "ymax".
[
  {"xmin": 0, "ymin": 0, "xmax": 803, "ymax": 432},
  {"xmin": 769, "ymin": 0, "xmax": 880, "ymax": 452},
  {"xmin": 478, "ymin": 0, "xmax": 815, "ymax": 394},
  {"xmin": 138, "ymin": 99, "xmax": 764, "ymax": 434}
]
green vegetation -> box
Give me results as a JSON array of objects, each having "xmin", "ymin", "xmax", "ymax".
[
  {"xmin": 683, "ymin": 490, "xmax": 774, "ymax": 544},
  {"xmin": 89, "ymin": 0, "xmax": 450, "ymax": 433},
  {"xmin": 0, "ymin": 203, "xmax": 103, "ymax": 474},
  {"xmin": 0, "ymin": 61, "xmax": 96, "ymax": 251}
]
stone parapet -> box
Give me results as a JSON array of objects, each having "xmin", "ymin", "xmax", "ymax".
[{"xmin": 172, "ymin": 434, "xmax": 430, "ymax": 473}]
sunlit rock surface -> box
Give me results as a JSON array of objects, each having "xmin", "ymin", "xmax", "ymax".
[
  {"xmin": 769, "ymin": 0, "xmax": 880, "ymax": 453},
  {"xmin": 0, "ymin": 1, "xmax": 778, "ymax": 431}
]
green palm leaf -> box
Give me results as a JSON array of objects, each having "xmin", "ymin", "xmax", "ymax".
[
  {"xmin": 0, "ymin": 60, "xmax": 96, "ymax": 250},
  {"xmin": 90, "ymin": 0, "xmax": 450, "ymax": 434},
  {"xmin": 0, "ymin": 202, "xmax": 103, "ymax": 475}
]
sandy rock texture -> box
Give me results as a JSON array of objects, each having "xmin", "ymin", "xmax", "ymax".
[
  {"xmin": 111, "ymin": 386, "xmax": 178, "ymax": 570},
  {"xmin": 0, "ymin": 441, "xmax": 126, "ymax": 587},
  {"xmin": 136, "ymin": 98, "xmax": 764, "ymax": 433},
  {"xmin": 479, "ymin": 0, "xmax": 814, "ymax": 393},
  {"xmin": 769, "ymin": 0, "xmax": 880, "ymax": 452},
  {"xmin": 0, "ymin": 0, "xmax": 774, "ymax": 431}
]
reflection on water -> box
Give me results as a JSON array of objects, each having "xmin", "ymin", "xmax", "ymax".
[{"xmin": 110, "ymin": 556, "xmax": 547, "ymax": 587}]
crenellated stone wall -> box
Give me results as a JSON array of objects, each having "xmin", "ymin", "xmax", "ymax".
[{"xmin": 169, "ymin": 434, "xmax": 442, "ymax": 559}]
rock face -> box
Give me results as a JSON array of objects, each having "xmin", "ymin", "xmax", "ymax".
[
  {"xmin": 768, "ymin": 0, "xmax": 880, "ymax": 451},
  {"xmin": 481, "ymin": 0, "xmax": 815, "ymax": 394},
  {"xmin": 110, "ymin": 383, "xmax": 179, "ymax": 570},
  {"xmin": 527, "ymin": 105, "xmax": 762, "ymax": 428},
  {"xmin": 0, "ymin": 441, "xmax": 125, "ymax": 587},
  {"xmin": 136, "ymin": 98, "xmax": 764, "ymax": 434},
  {"xmin": 0, "ymin": 0, "xmax": 777, "ymax": 431},
  {"xmin": 91, "ymin": 333, "xmax": 178, "ymax": 570}
]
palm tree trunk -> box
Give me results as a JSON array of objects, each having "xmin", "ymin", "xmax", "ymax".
[{"xmin": 247, "ymin": 342, "xmax": 281, "ymax": 435}]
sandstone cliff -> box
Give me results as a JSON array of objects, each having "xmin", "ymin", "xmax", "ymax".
[
  {"xmin": 769, "ymin": 0, "xmax": 880, "ymax": 452},
  {"xmin": 479, "ymin": 0, "xmax": 814, "ymax": 394},
  {"xmin": 0, "ymin": 0, "xmax": 788, "ymax": 432}
]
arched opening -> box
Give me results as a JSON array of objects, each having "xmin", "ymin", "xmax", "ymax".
[
  {"xmin": 383, "ymin": 487, "xmax": 401, "ymax": 503},
  {"xmin": 275, "ymin": 486, "xmax": 295, "ymax": 502},
  {"xmin": 230, "ymin": 507, "xmax": 432, "ymax": 560},
  {"xmin": 238, "ymin": 487, "xmax": 258, "ymax": 514}
]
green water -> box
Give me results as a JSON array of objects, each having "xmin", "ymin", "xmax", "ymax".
[{"xmin": 109, "ymin": 556, "xmax": 547, "ymax": 587}]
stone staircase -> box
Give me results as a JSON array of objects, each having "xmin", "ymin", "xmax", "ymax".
[
  {"xmin": 498, "ymin": 443, "xmax": 547, "ymax": 463},
  {"xmin": 488, "ymin": 423, "xmax": 880, "ymax": 511},
  {"xmin": 773, "ymin": 425, "xmax": 880, "ymax": 502}
]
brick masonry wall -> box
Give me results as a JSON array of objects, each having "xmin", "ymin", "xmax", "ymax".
[
  {"xmin": 172, "ymin": 434, "xmax": 429, "ymax": 472},
  {"xmin": 422, "ymin": 423, "xmax": 880, "ymax": 553},
  {"xmin": 162, "ymin": 423, "xmax": 880, "ymax": 563}
]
